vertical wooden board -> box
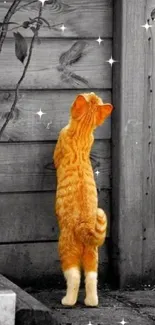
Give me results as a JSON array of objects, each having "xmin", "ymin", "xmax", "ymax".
[
  {"xmin": 0, "ymin": 0, "xmax": 113, "ymax": 38},
  {"xmin": 0, "ymin": 90, "xmax": 112, "ymax": 141},
  {"xmin": 141, "ymin": 1, "xmax": 155, "ymax": 282},
  {"xmin": 112, "ymin": 0, "xmax": 146, "ymax": 287},
  {"xmin": 0, "ymin": 190, "xmax": 110, "ymax": 242},
  {"xmin": 0, "ymin": 39, "xmax": 112, "ymax": 89}
]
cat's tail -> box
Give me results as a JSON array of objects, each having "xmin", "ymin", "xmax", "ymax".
[{"xmin": 75, "ymin": 208, "xmax": 107, "ymax": 247}]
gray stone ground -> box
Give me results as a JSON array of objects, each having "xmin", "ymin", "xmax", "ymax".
[{"xmin": 28, "ymin": 289, "xmax": 155, "ymax": 325}]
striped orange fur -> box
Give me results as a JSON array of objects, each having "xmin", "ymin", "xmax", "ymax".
[{"xmin": 53, "ymin": 92, "xmax": 113, "ymax": 306}]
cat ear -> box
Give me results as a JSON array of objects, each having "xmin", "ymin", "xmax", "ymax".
[
  {"xmin": 71, "ymin": 94, "xmax": 88, "ymax": 120},
  {"xmin": 95, "ymin": 103, "xmax": 113, "ymax": 126}
]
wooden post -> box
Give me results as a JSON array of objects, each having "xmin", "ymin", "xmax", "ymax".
[
  {"xmin": 111, "ymin": 0, "xmax": 147, "ymax": 287},
  {"xmin": 142, "ymin": 0, "xmax": 155, "ymax": 283}
]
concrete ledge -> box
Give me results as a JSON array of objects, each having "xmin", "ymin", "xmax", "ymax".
[
  {"xmin": 29, "ymin": 289, "xmax": 155, "ymax": 325},
  {"xmin": 0, "ymin": 290, "xmax": 16, "ymax": 325},
  {"xmin": 0, "ymin": 274, "xmax": 59, "ymax": 325}
]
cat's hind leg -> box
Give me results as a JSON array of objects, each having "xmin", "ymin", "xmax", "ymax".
[
  {"xmin": 58, "ymin": 239, "xmax": 81, "ymax": 306},
  {"xmin": 62, "ymin": 266, "xmax": 81, "ymax": 306},
  {"xmin": 82, "ymin": 246, "xmax": 99, "ymax": 306}
]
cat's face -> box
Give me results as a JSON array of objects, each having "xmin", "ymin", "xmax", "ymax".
[{"xmin": 70, "ymin": 92, "xmax": 113, "ymax": 129}]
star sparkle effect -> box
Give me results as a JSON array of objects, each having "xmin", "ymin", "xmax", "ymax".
[
  {"xmin": 106, "ymin": 56, "xmax": 117, "ymax": 66},
  {"xmin": 118, "ymin": 318, "xmax": 128, "ymax": 325},
  {"xmin": 60, "ymin": 24, "xmax": 67, "ymax": 32},
  {"xmin": 38, "ymin": 0, "xmax": 47, "ymax": 6},
  {"xmin": 35, "ymin": 109, "xmax": 46, "ymax": 119},
  {"xmin": 87, "ymin": 322, "xmax": 93, "ymax": 325},
  {"xmin": 95, "ymin": 170, "xmax": 100, "ymax": 176},
  {"xmin": 141, "ymin": 22, "xmax": 152, "ymax": 31},
  {"xmin": 96, "ymin": 36, "xmax": 103, "ymax": 45}
]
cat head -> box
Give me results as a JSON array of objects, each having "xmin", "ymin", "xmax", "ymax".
[{"xmin": 70, "ymin": 92, "xmax": 113, "ymax": 128}]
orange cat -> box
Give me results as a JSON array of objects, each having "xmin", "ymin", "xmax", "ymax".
[{"xmin": 53, "ymin": 92, "xmax": 113, "ymax": 306}]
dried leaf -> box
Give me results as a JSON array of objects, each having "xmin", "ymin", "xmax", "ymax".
[
  {"xmin": 13, "ymin": 32, "xmax": 28, "ymax": 64},
  {"xmin": 30, "ymin": 26, "xmax": 37, "ymax": 34},
  {"xmin": 151, "ymin": 8, "xmax": 155, "ymax": 21},
  {"xmin": 30, "ymin": 27, "xmax": 41, "ymax": 44},
  {"xmin": 22, "ymin": 21, "xmax": 30, "ymax": 29}
]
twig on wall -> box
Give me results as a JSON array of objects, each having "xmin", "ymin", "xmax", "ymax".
[
  {"xmin": 0, "ymin": 0, "xmax": 22, "ymax": 53},
  {"xmin": 15, "ymin": 0, "xmax": 38, "ymax": 13},
  {"xmin": 0, "ymin": 4, "xmax": 43, "ymax": 139}
]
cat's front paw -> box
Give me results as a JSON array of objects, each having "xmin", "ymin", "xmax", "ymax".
[
  {"xmin": 84, "ymin": 295, "xmax": 99, "ymax": 307},
  {"xmin": 61, "ymin": 295, "xmax": 77, "ymax": 306}
]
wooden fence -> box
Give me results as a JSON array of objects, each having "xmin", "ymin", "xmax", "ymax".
[
  {"xmin": 0, "ymin": 0, "xmax": 113, "ymax": 286},
  {"xmin": 1, "ymin": 0, "xmax": 155, "ymax": 288}
]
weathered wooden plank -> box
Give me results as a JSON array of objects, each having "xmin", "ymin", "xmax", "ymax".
[
  {"xmin": 111, "ymin": 0, "xmax": 146, "ymax": 287},
  {"xmin": 29, "ymin": 289, "xmax": 155, "ymax": 324},
  {"xmin": 28, "ymin": 289, "xmax": 124, "ymax": 309},
  {"xmin": 0, "ymin": 0, "xmax": 113, "ymax": 38},
  {"xmin": 0, "ymin": 90, "xmax": 112, "ymax": 141},
  {"xmin": 18, "ymin": 299, "xmax": 155, "ymax": 325},
  {"xmin": 0, "ymin": 190, "xmax": 110, "ymax": 242},
  {"xmin": 0, "ymin": 241, "xmax": 109, "ymax": 286},
  {"xmin": 141, "ymin": 0, "xmax": 155, "ymax": 283},
  {"xmin": 0, "ymin": 141, "xmax": 111, "ymax": 192},
  {"xmin": 0, "ymin": 274, "xmax": 59, "ymax": 325},
  {"xmin": 0, "ymin": 39, "xmax": 112, "ymax": 89}
]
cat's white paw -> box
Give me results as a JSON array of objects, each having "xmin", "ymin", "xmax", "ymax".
[
  {"xmin": 84, "ymin": 295, "xmax": 98, "ymax": 307},
  {"xmin": 61, "ymin": 296, "xmax": 77, "ymax": 306}
]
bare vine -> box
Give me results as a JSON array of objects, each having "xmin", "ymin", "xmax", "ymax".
[
  {"xmin": 0, "ymin": 3, "xmax": 43, "ymax": 139},
  {"xmin": 0, "ymin": 0, "xmax": 21, "ymax": 53}
]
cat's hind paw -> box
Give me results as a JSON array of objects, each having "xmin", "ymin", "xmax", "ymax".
[
  {"xmin": 61, "ymin": 295, "xmax": 77, "ymax": 306},
  {"xmin": 84, "ymin": 295, "xmax": 99, "ymax": 307}
]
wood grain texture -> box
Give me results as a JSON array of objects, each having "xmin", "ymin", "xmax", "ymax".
[
  {"xmin": 0, "ymin": 39, "xmax": 112, "ymax": 89},
  {"xmin": 111, "ymin": 0, "xmax": 146, "ymax": 287},
  {"xmin": 0, "ymin": 190, "xmax": 111, "ymax": 242},
  {"xmin": 0, "ymin": 0, "xmax": 113, "ymax": 38},
  {"xmin": 0, "ymin": 141, "xmax": 111, "ymax": 192},
  {"xmin": 0, "ymin": 241, "xmax": 109, "ymax": 286},
  {"xmin": 141, "ymin": 0, "xmax": 155, "ymax": 283},
  {"xmin": 0, "ymin": 274, "xmax": 59, "ymax": 325},
  {"xmin": 0, "ymin": 90, "xmax": 112, "ymax": 141}
]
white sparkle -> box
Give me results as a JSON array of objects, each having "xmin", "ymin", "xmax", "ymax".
[
  {"xmin": 38, "ymin": 0, "xmax": 47, "ymax": 6},
  {"xmin": 136, "ymin": 141, "xmax": 138, "ymax": 144},
  {"xmin": 36, "ymin": 109, "xmax": 46, "ymax": 119},
  {"xmin": 118, "ymin": 318, "xmax": 128, "ymax": 325},
  {"xmin": 106, "ymin": 56, "xmax": 117, "ymax": 66},
  {"xmin": 60, "ymin": 24, "xmax": 67, "ymax": 32},
  {"xmin": 95, "ymin": 170, "xmax": 100, "ymax": 176},
  {"xmin": 141, "ymin": 22, "xmax": 152, "ymax": 31},
  {"xmin": 88, "ymin": 322, "xmax": 93, "ymax": 325},
  {"xmin": 96, "ymin": 36, "xmax": 103, "ymax": 45},
  {"xmin": 4, "ymin": 1, "xmax": 6, "ymax": 3}
]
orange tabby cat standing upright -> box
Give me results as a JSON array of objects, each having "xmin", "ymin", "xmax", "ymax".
[{"xmin": 53, "ymin": 92, "xmax": 113, "ymax": 306}]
